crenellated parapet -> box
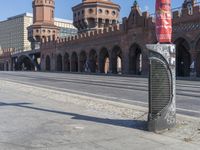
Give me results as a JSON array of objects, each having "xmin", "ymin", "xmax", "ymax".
[
  {"xmin": 173, "ymin": 5, "xmax": 200, "ymax": 33},
  {"xmin": 41, "ymin": 1, "xmax": 200, "ymax": 50},
  {"xmin": 173, "ymin": 5, "xmax": 200, "ymax": 22},
  {"xmin": 41, "ymin": 24, "xmax": 121, "ymax": 47}
]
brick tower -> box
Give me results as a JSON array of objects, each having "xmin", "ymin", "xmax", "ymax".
[
  {"xmin": 72, "ymin": 0, "xmax": 120, "ymax": 33},
  {"xmin": 28, "ymin": 0, "xmax": 59, "ymax": 50}
]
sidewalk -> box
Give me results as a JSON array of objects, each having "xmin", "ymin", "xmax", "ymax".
[{"xmin": 0, "ymin": 79, "xmax": 200, "ymax": 150}]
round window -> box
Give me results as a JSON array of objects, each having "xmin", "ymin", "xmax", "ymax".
[
  {"xmin": 98, "ymin": 9, "xmax": 103, "ymax": 14},
  {"xmin": 88, "ymin": 9, "xmax": 94, "ymax": 14},
  {"xmin": 112, "ymin": 11, "xmax": 116, "ymax": 16},
  {"xmin": 105, "ymin": 10, "xmax": 109, "ymax": 15}
]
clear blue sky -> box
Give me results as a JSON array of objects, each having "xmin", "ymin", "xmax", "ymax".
[{"xmin": 0, "ymin": 0, "xmax": 195, "ymax": 21}]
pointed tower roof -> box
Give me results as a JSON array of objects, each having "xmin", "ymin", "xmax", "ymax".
[{"xmin": 133, "ymin": 0, "xmax": 138, "ymax": 7}]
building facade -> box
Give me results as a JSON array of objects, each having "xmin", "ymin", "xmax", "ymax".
[
  {"xmin": 72, "ymin": 0, "xmax": 120, "ymax": 33},
  {"xmin": 1, "ymin": 0, "xmax": 200, "ymax": 77},
  {"xmin": 0, "ymin": 13, "xmax": 33, "ymax": 53},
  {"xmin": 54, "ymin": 18, "xmax": 77, "ymax": 37},
  {"xmin": 0, "ymin": 13, "xmax": 77, "ymax": 54},
  {"xmin": 38, "ymin": 0, "xmax": 200, "ymax": 77},
  {"xmin": 0, "ymin": 9, "xmax": 77, "ymax": 71}
]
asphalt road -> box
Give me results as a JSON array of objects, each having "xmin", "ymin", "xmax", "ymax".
[{"xmin": 0, "ymin": 71, "xmax": 200, "ymax": 118}]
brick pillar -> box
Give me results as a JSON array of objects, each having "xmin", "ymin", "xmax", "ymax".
[
  {"xmin": 108, "ymin": 50, "xmax": 112, "ymax": 74},
  {"xmin": 190, "ymin": 50, "xmax": 197, "ymax": 77},
  {"xmin": 62, "ymin": 53, "xmax": 65, "ymax": 72},
  {"xmin": 142, "ymin": 48, "xmax": 149, "ymax": 76},
  {"xmin": 51, "ymin": 53, "xmax": 56, "ymax": 71},
  {"xmin": 122, "ymin": 50, "xmax": 129, "ymax": 74},
  {"xmin": 77, "ymin": 55, "xmax": 80, "ymax": 72},
  {"xmin": 197, "ymin": 52, "xmax": 200, "ymax": 77}
]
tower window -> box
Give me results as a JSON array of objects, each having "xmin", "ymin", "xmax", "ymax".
[
  {"xmin": 105, "ymin": 10, "xmax": 109, "ymax": 15},
  {"xmin": 187, "ymin": 3, "xmax": 193, "ymax": 15},
  {"xmin": 98, "ymin": 9, "xmax": 103, "ymax": 14},
  {"xmin": 112, "ymin": 11, "xmax": 116, "ymax": 16},
  {"xmin": 88, "ymin": 9, "xmax": 94, "ymax": 14},
  {"xmin": 52, "ymin": 10, "xmax": 54, "ymax": 18}
]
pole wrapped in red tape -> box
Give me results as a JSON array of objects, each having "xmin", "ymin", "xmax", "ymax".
[{"xmin": 156, "ymin": 0, "xmax": 172, "ymax": 43}]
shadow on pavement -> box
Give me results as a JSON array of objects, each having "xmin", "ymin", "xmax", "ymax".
[{"xmin": 0, "ymin": 101, "xmax": 147, "ymax": 131}]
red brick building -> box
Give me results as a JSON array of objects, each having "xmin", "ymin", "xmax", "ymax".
[
  {"xmin": 38, "ymin": 0, "xmax": 200, "ymax": 77},
  {"xmin": 2, "ymin": 0, "xmax": 200, "ymax": 77}
]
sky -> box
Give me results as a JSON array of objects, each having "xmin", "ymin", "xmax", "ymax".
[{"xmin": 0, "ymin": 0, "xmax": 196, "ymax": 21}]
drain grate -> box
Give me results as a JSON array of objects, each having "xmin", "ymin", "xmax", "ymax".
[{"xmin": 149, "ymin": 58, "xmax": 171, "ymax": 118}]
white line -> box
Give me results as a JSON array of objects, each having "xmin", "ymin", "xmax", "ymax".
[
  {"xmin": 177, "ymin": 108, "xmax": 200, "ymax": 114},
  {"xmin": 2, "ymin": 78, "xmax": 200, "ymax": 115}
]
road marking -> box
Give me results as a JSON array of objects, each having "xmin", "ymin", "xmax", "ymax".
[
  {"xmin": 2, "ymin": 78, "xmax": 200, "ymax": 115},
  {"xmin": 3, "ymin": 73, "xmax": 200, "ymax": 95},
  {"xmin": 177, "ymin": 108, "xmax": 200, "ymax": 114}
]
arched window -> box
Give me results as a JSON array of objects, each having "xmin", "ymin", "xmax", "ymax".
[
  {"xmin": 187, "ymin": 3, "xmax": 193, "ymax": 15},
  {"xmin": 52, "ymin": 10, "xmax": 54, "ymax": 18}
]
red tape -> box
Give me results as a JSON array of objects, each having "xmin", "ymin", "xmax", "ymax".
[{"xmin": 156, "ymin": 0, "xmax": 172, "ymax": 43}]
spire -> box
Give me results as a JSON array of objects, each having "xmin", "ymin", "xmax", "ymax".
[{"xmin": 133, "ymin": 0, "xmax": 138, "ymax": 7}]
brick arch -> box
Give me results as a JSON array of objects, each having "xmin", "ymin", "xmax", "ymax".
[
  {"xmin": 195, "ymin": 37, "xmax": 200, "ymax": 77},
  {"xmin": 56, "ymin": 53, "xmax": 63, "ymax": 71},
  {"xmin": 99, "ymin": 47, "xmax": 110, "ymax": 74},
  {"xmin": 71, "ymin": 52, "xmax": 78, "ymax": 72},
  {"xmin": 111, "ymin": 45, "xmax": 122, "ymax": 74},
  {"xmin": 195, "ymin": 36, "xmax": 200, "ymax": 51},
  {"xmin": 45, "ymin": 55, "xmax": 51, "ymax": 71},
  {"xmin": 6, "ymin": 61, "xmax": 9, "ymax": 71},
  {"xmin": 193, "ymin": 32, "xmax": 200, "ymax": 49},
  {"xmin": 89, "ymin": 49, "xmax": 98, "ymax": 73},
  {"xmin": 173, "ymin": 34, "xmax": 192, "ymax": 47},
  {"xmin": 174, "ymin": 37, "xmax": 191, "ymax": 77},
  {"xmin": 64, "ymin": 52, "xmax": 70, "ymax": 71},
  {"xmin": 79, "ymin": 50, "xmax": 87, "ymax": 72},
  {"xmin": 196, "ymin": 52, "xmax": 200, "ymax": 77},
  {"xmin": 17, "ymin": 55, "xmax": 35, "ymax": 71},
  {"xmin": 129, "ymin": 43, "xmax": 142, "ymax": 75}
]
